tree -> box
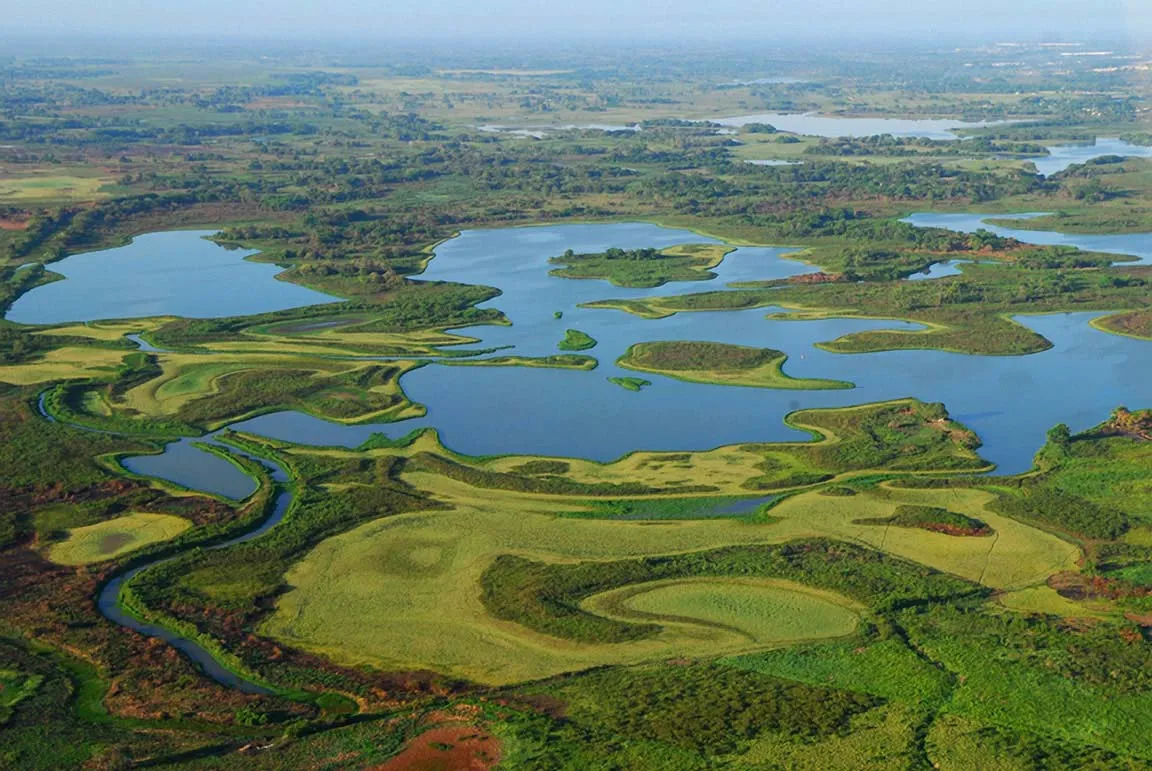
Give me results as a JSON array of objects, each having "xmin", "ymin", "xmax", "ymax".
[{"xmin": 1046, "ymin": 423, "xmax": 1072, "ymax": 449}]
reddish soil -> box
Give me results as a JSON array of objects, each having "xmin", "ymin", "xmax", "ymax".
[
  {"xmin": 372, "ymin": 725, "xmax": 500, "ymax": 771},
  {"xmin": 0, "ymin": 218, "xmax": 28, "ymax": 231}
]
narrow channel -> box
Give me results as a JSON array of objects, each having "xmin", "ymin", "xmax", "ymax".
[{"xmin": 37, "ymin": 391, "xmax": 289, "ymax": 695}]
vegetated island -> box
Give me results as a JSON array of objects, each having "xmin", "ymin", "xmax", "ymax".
[
  {"xmin": 558, "ymin": 328, "xmax": 598, "ymax": 351},
  {"xmin": 549, "ymin": 243, "xmax": 735, "ymax": 288},
  {"xmin": 443, "ymin": 354, "xmax": 598, "ymax": 370},
  {"xmin": 608, "ymin": 376, "xmax": 652, "ymax": 392},
  {"xmin": 1092, "ymin": 309, "xmax": 1152, "ymax": 341},
  {"xmin": 617, "ymin": 340, "xmax": 853, "ymax": 390},
  {"xmin": 855, "ymin": 504, "xmax": 993, "ymax": 537}
]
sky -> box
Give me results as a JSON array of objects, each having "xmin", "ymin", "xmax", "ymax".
[{"xmin": 2, "ymin": 0, "xmax": 1150, "ymax": 42}]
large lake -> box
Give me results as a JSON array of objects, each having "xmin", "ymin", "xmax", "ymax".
[
  {"xmin": 5, "ymin": 230, "xmax": 339, "ymax": 325},
  {"xmin": 104, "ymin": 219, "xmax": 1151, "ymax": 492}
]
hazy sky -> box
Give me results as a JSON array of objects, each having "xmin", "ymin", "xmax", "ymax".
[{"xmin": 3, "ymin": 0, "xmax": 1150, "ymax": 41}]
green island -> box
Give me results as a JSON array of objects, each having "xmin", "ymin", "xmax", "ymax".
[
  {"xmin": 549, "ymin": 243, "xmax": 736, "ymax": 287},
  {"xmin": 618, "ymin": 340, "xmax": 855, "ymax": 389},
  {"xmin": 557, "ymin": 328, "xmax": 598, "ymax": 351},
  {"xmin": 608, "ymin": 376, "xmax": 652, "ymax": 391},
  {"xmin": 0, "ymin": 29, "xmax": 1151, "ymax": 771}
]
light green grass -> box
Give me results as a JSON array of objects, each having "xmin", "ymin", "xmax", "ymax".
[
  {"xmin": 262, "ymin": 475, "xmax": 1076, "ymax": 684},
  {"xmin": 584, "ymin": 578, "xmax": 860, "ymax": 645},
  {"xmin": 46, "ymin": 512, "xmax": 192, "ymax": 565}
]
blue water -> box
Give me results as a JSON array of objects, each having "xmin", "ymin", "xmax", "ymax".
[
  {"xmin": 5, "ymin": 230, "xmax": 339, "ymax": 325},
  {"xmin": 907, "ymin": 260, "xmax": 974, "ymax": 280},
  {"xmin": 1034, "ymin": 137, "xmax": 1152, "ymax": 177},
  {"xmin": 902, "ymin": 212, "xmax": 1152, "ymax": 265},
  {"xmin": 711, "ymin": 113, "xmax": 1010, "ymax": 139},
  {"xmin": 92, "ymin": 220, "xmax": 1148, "ymax": 490}
]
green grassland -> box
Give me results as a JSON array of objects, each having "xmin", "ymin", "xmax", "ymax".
[
  {"xmin": 548, "ymin": 243, "xmax": 734, "ymax": 287},
  {"xmin": 617, "ymin": 340, "xmax": 855, "ymax": 389},
  {"xmin": 584, "ymin": 578, "xmax": 862, "ymax": 644},
  {"xmin": 45, "ymin": 512, "xmax": 192, "ymax": 565},
  {"xmin": 257, "ymin": 445, "xmax": 1066, "ymax": 684},
  {"xmin": 0, "ymin": 174, "xmax": 113, "ymax": 205}
]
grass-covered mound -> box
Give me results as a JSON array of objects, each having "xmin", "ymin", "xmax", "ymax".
[
  {"xmin": 557, "ymin": 328, "xmax": 597, "ymax": 351},
  {"xmin": 618, "ymin": 340, "xmax": 853, "ymax": 390},
  {"xmin": 549, "ymin": 243, "xmax": 733, "ymax": 288},
  {"xmin": 856, "ymin": 504, "xmax": 992, "ymax": 537},
  {"xmin": 585, "ymin": 578, "xmax": 861, "ymax": 645}
]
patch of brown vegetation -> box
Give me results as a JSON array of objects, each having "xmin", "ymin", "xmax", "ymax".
[
  {"xmin": 371, "ymin": 725, "xmax": 500, "ymax": 771},
  {"xmin": 788, "ymin": 271, "xmax": 842, "ymax": 284},
  {"xmin": 1096, "ymin": 406, "xmax": 1152, "ymax": 441},
  {"xmin": 1049, "ymin": 571, "xmax": 1152, "ymax": 602}
]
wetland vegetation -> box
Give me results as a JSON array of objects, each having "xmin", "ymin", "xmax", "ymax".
[{"xmin": 0, "ymin": 35, "xmax": 1150, "ymax": 770}]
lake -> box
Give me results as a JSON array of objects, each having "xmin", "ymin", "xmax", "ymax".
[
  {"xmin": 113, "ymin": 220, "xmax": 1151, "ymax": 493},
  {"xmin": 710, "ymin": 113, "xmax": 1010, "ymax": 139},
  {"xmin": 1035, "ymin": 137, "xmax": 1152, "ymax": 176},
  {"xmin": 5, "ymin": 229, "xmax": 339, "ymax": 325}
]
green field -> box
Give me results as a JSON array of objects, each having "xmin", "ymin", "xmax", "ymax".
[
  {"xmin": 46, "ymin": 512, "xmax": 192, "ymax": 565},
  {"xmin": 585, "ymin": 578, "xmax": 861, "ymax": 644},
  {"xmin": 260, "ymin": 471, "xmax": 1075, "ymax": 683}
]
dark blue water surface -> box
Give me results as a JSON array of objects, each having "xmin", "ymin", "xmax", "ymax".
[{"xmin": 97, "ymin": 220, "xmax": 1149, "ymax": 487}]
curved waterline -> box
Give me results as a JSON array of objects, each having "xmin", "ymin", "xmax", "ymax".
[{"xmin": 37, "ymin": 392, "xmax": 289, "ymax": 695}]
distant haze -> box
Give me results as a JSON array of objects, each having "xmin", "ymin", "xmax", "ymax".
[{"xmin": 2, "ymin": 0, "xmax": 1150, "ymax": 43}]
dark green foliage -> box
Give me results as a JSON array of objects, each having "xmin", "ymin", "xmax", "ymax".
[
  {"xmin": 543, "ymin": 664, "xmax": 881, "ymax": 756},
  {"xmin": 626, "ymin": 340, "xmax": 781, "ymax": 371},
  {"xmin": 480, "ymin": 539, "xmax": 984, "ymax": 644},
  {"xmin": 549, "ymin": 245, "xmax": 720, "ymax": 288},
  {"xmin": 903, "ymin": 604, "xmax": 1152, "ymax": 696},
  {"xmin": 992, "ymin": 487, "xmax": 1128, "ymax": 540},
  {"xmin": 947, "ymin": 721, "xmax": 1152, "ymax": 771},
  {"xmin": 857, "ymin": 504, "xmax": 991, "ymax": 536},
  {"xmin": 511, "ymin": 460, "xmax": 572, "ymax": 475}
]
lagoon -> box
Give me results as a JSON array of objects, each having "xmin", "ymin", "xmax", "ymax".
[
  {"xmin": 5, "ymin": 229, "xmax": 339, "ymax": 325},
  {"xmin": 114, "ymin": 221, "xmax": 1152, "ymax": 492}
]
